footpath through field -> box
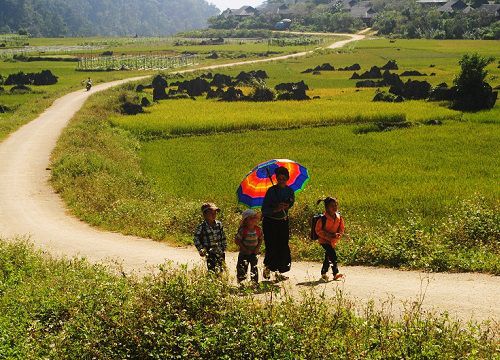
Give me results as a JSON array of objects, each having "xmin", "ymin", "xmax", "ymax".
[{"xmin": 0, "ymin": 33, "xmax": 498, "ymax": 323}]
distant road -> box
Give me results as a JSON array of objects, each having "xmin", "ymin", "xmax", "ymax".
[
  {"xmin": 1, "ymin": 33, "xmax": 498, "ymax": 323},
  {"xmin": 180, "ymin": 32, "xmax": 365, "ymax": 72}
]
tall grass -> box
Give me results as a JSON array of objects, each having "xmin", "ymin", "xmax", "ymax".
[
  {"xmin": 1, "ymin": 238, "xmax": 498, "ymax": 359},
  {"xmin": 110, "ymin": 93, "xmax": 459, "ymax": 140}
]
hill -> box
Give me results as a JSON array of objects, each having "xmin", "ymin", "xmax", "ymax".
[
  {"xmin": 0, "ymin": 0, "xmax": 220, "ymax": 37},
  {"xmin": 208, "ymin": 0, "xmax": 500, "ymax": 39}
]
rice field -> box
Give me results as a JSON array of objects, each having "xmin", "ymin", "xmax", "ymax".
[
  {"xmin": 140, "ymin": 120, "xmax": 500, "ymax": 225},
  {"xmin": 110, "ymin": 91, "xmax": 460, "ymax": 139},
  {"xmin": 49, "ymin": 37, "xmax": 500, "ymax": 271},
  {"xmin": 108, "ymin": 38, "xmax": 500, "ymax": 223}
]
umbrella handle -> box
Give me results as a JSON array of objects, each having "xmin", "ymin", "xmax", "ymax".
[{"xmin": 265, "ymin": 167, "xmax": 275, "ymax": 186}]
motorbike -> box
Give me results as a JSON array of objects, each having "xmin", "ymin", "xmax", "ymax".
[{"xmin": 85, "ymin": 82, "xmax": 92, "ymax": 91}]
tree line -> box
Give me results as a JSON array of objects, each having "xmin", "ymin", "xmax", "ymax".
[
  {"xmin": 208, "ymin": 0, "xmax": 500, "ymax": 40},
  {"xmin": 0, "ymin": 0, "xmax": 219, "ymax": 37}
]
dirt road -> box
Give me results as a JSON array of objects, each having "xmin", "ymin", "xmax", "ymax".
[{"xmin": 0, "ymin": 34, "xmax": 498, "ymax": 323}]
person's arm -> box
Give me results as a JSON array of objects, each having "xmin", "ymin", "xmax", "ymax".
[
  {"xmin": 193, "ymin": 224, "xmax": 205, "ymax": 256},
  {"xmin": 256, "ymin": 228, "xmax": 263, "ymax": 254},
  {"xmin": 234, "ymin": 228, "xmax": 243, "ymax": 248},
  {"xmin": 331, "ymin": 217, "xmax": 345, "ymax": 247},
  {"xmin": 220, "ymin": 223, "xmax": 227, "ymax": 251}
]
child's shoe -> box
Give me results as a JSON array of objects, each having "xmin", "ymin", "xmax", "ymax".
[
  {"xmin": 333, "ymin": 273, "xmax": 344, "ymax": 281},
  {"xmin": 263, "ymin": 266, "xmax": 271, "ymax": 280},
  {"xmin": 320, "ymin": 274, "xmax": 329, "ymax": 282}
]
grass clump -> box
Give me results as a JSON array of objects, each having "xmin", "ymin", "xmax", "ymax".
[{"xmin": 1, "ymin": 238, "xmax": 498, "ymax": 359}]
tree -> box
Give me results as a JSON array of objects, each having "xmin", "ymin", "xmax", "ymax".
[
  {"xmin": 452, "ymin": 53, "xmax": 497, "ymax": 111},
  {"xmin": 0, "ymin": 0, "xmax": 220, "ymax": 36}
]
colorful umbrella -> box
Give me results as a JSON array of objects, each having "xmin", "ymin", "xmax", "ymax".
[{"xmin": 237, "ymin": 159, "xmax": 310, "ymax": 209}]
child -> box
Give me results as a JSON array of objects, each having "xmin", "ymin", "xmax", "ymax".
[
  {"xmin": 235, "ymin": 209, "xmax": 263, "ymax": 284},
  {"xmin": 315, "ymin": 197, "xmax": 345, "ymax": 282},
  {"xmin": 193, "ymin": 203, "xmax": 227, "ymax": 273}
]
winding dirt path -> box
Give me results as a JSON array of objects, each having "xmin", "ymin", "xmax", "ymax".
[{"xmin": 0, "ymin": 34, "xmax": 498, "ymax": 323}]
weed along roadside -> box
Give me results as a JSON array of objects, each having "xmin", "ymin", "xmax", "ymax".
[{"xmin": 1, "ymin": 239, "xmax": 498, "ymax": 358}]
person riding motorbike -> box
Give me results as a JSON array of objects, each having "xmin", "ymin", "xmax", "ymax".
[{"xmin": 84, "ymin": 77, "xmax": 92, "ymax": 91}]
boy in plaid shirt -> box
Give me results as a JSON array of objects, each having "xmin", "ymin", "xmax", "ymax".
[{"xmin": 193, "ymin": 203, "xmax": 227, "ymax": 273}]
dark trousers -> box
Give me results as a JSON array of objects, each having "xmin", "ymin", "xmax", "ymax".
[
  {"xmin": 321, "ymin": 243, "xmax": 339, "ymax": 275},
  {"xmin": 206, "ymin": 251, "xmax": 225, "ymax": 273},
  {"xmin": 236, "ymin": 253, "xmax": 258, "ymax": 282},
  {"xmin": 263, "ymin": 217, "xmax": 291, "ymax": 273}
]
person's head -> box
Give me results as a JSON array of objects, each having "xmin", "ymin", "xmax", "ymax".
[
  {"xmin": 241, "ymin": 209, "xmax": 260, "ymax": 228},
  {"xmin": 274, "ymin": 166, "xmax": 290, "ymax": 188},
  {"xmin": 317, "ymin": 197, "xmax": 338, "ymax": 216},
  {"xmin": 201, "ymin": 202, "xmax": 220, "ymax": 223}
]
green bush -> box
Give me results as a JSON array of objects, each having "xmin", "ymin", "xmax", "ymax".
[
  {"xmin": 452, "ymin": 53, "xmax": 497, "ymax": 111},
  {"xmin": 0, "ymin": 239, "xmax": 498, "ymax": 359}
]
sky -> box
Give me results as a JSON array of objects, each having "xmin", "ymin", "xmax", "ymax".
[{"xmin": 208, "ymin": 0, "xmax": 265, "ymax": 11}]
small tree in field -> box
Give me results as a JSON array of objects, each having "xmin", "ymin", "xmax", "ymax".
[{"xmin": 452, "ymin": 53, "xmax": 497, "ymax": 111}]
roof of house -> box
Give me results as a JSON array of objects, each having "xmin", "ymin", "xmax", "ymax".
[
  {"xmin": 222, "ymin": 6, "xmax": 258, "ymax": 17},
  {"xmin": 438, "ymin": 0, "xmax": 467, "ymax": 12},
  {"xmin": 350, "ymin": 4, "xmax": 376, "ymax": 18},
  {"xmin": 462, "ymin": 5, "xmax": 474, "ymax": 13},
  {"xmin": 416, "ymin": 0, "xmax": 448, "ymax": 4},
  {"xmin": 478, "ymin": 3, "xmax": 500, "ymax": 15}
]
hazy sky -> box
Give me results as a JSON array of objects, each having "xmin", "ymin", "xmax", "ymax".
[{"xmin": 209, "ymin": 0, "xmax": 264, "ymax": 11}]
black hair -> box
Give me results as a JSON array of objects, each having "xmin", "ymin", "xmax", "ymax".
[
  {"xmin": 274, "ymin": 166, "xmax": 290, "ymax": 179},
  {"xmin": 316, "ymin": 197, "xmax": 338, "ymax": 207}
]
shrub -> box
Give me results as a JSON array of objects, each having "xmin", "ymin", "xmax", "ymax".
[
  {"xmin": 0, "ymin": 238, "xmax": 498, "ymax": 359},
  {"xmin": 249, "ymin": 80, "xmax": 275, "ymax": 102},
  {"xmin": 452, "ymin": 53, "xmax": 497, "ymax": 111},
  {"xmin": 443, "ymin": 195, "xmax": 499, "ymax": 249}
]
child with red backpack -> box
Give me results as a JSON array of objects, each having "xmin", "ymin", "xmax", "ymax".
[
  {"xmin": 314, "ymin": 197, "xmax": 345, "ymax": 282},
  {"xmin": 235, "ymin": 209, "xmax": 263, "ymax": 285}
]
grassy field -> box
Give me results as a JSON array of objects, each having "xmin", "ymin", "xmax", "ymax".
[
  {"xmin": 1, "ymin": 238, "xmax": 498, "ymax": 359},
  {"xmin": 0, "ymin": 60, "xmax": 150, "ymax": 141},
  {"xmin": 4, "ymin": 35, "xmax": 334, "ymax": 61},
  {"xmin": 110, "ymin": 93, "xmax": 459, "ymax": 139},
  {"xmin": 51, "ymin": 37, "xmax": 499, "ymax": 274},
  {"xmin": 0, "ymin": 34, "xmax": 335, "ymax": 140},
  {"xmin": 141, "ymin": 120, "xmax": 499, "ymax": 222}
]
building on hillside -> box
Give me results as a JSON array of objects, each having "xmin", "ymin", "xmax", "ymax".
[
  {"xmin": 259, "ymin": 3, "xmax": 293, "ymax": 16},
  {"xmin": 462, "ymin": 5, "xmax": 475, "ymax": 13},
  {"xmin": 416, "ymin": 0, "xmax": 448, "ymax": 6},
  {"xmin": 349, "ymin": 2, "xmax": 377, "ymax": 25},
  {"xmin": 221, "ymin": 6, "xmax": 259, "ymax": 18},
  {"xmin": 438, "ymin": 0, "xmax": 468, "ymax": 13},
  {"xmin": 478, "ymin": 3, "xmax": 500, "ymax": 18},
  {"xmin": 332, "ymin": 0, "xmax": 358, "ymax": 11}
]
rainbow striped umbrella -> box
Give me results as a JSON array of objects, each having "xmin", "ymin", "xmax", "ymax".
[{"xmin": 237, "ymin": 159, "xmax": 310, "ymax": 209}]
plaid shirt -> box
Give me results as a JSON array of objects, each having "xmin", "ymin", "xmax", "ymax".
[{"xmin": 193, "ymin": 220, "xmax": 227, "ymax": 253}]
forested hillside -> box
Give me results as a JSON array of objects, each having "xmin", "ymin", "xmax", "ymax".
[{"xmin": 0, "ymin": 0, "xmax": 220, "ymax": 37}]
